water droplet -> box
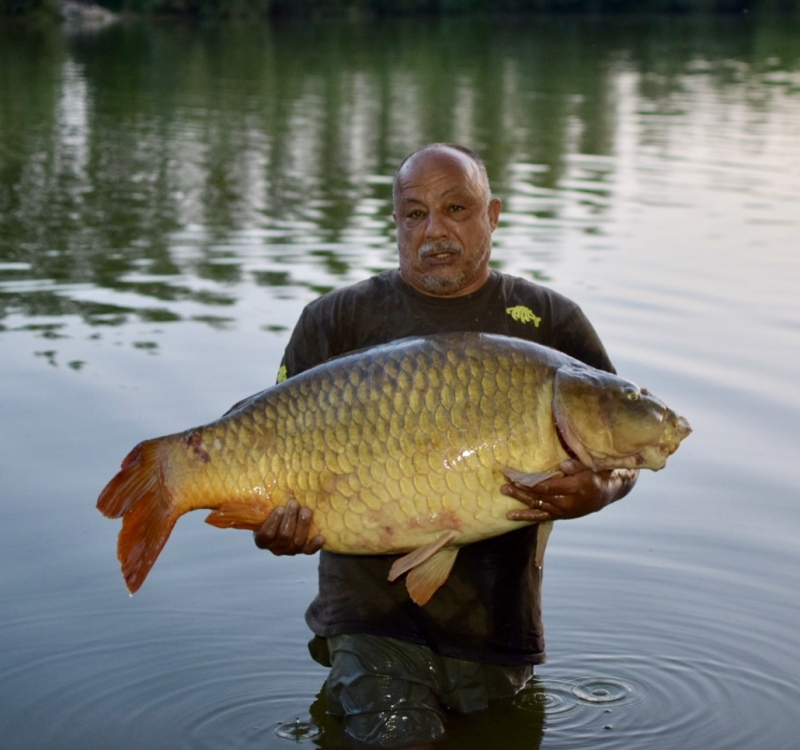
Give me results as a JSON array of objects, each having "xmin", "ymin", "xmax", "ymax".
[
  {"xmin": 533, "ymin": 679, "xmax": 581, "ymax": 715},
  {"xmin": 571, "ymin": 677, "xmax": 633, "ymax": 704},
  {"xmin": 272, "ymin": 718, "xmax": 322, "ymax": 741}
]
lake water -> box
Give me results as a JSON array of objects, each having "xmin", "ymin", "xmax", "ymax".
[{"xmin": 1, "ymin": 13, "xmax": 799, "ymax": 750}]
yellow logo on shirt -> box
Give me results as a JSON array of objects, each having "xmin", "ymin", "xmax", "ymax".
[
  {"xmin": 276, "ymin": 365, "xmax": 288, "ymax": 383},
  {"xmin": 506, "ymin": 305, "xmax": 541, "ymax": 327}
]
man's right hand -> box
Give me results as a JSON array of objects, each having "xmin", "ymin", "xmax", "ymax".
[{"xmin": 253, "ymin": 499, "xmax": 324, "ymax": 555}]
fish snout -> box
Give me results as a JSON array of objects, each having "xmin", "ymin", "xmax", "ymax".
[
  {"xmin": 659, "ymin": 410, "xmax": 692, "ymax": 457},
  {"xmin": 675, "ymin": 414, "xmax": 692, "ymax": 439}
]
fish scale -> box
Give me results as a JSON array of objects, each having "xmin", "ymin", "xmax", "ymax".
[{"xmin": 97, "ymin": 331, "xmax": 690, "ymax": 604}]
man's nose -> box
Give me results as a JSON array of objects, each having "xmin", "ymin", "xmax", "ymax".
[{"xmin": 424, "ymin": 209, "xmax": 448, "ymax": 239}]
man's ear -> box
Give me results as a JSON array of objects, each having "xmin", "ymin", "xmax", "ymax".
[{"xmin": 488, "ymin": 197, "xmax": 502, "ymax": 231}]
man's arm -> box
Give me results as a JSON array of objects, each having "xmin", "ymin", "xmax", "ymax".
[{"xmin": 502, "ymin": 459, "xmax": 638, "ymax": 523}]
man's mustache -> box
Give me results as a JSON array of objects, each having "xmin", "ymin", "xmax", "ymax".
[{"xmin": 419, "ymin": 241, "xmax": 463, "ymax": 259}]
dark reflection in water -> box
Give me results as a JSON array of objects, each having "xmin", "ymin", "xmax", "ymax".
[
  {"xmin": 3, "ymin": 15, "xmax": 799, "ymax": 329},
  {"xmin": 305, "ymin": 685, "xmax": 547, "ymax": 750}
]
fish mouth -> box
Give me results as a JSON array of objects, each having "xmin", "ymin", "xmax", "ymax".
[
  {"xmin": 556, "ymin": 411, "xmax": 692, "ymax": 472},
  {"xmin": 658, "ymin": 412, "xmax": 692, "ymax": 457}
]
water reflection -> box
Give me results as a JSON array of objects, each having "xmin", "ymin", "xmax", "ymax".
[{"xmin": 3, "ymin": 16, "xmax": 799, "ymax": 347}]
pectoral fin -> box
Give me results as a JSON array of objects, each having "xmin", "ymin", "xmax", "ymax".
[
  {"xmin": 387, "ymin": 530, "xmax": 459, "ymax": 606},
  {"xmin": 535, "ymin": 520, "xmax": 553, "ymax": 568},
  {"xmin": 205, "ymin": 502, "xmax": 269, "ymax": 531},
  {"xmin": 404, "ymin": 548, "xmax": 460, "ymax": 606},
  {"xmin": 502, "ymin": 467, "xmax": 561, "ymax": 489}
]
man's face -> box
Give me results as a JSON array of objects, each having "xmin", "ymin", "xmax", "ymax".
[{"xmin": 393, "ymin": 149, "xmax": 502, "ymax": 297}]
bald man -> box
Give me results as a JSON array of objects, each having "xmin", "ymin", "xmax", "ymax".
[{"xmin": 255, "ymin": 144, "xmax": 637, "ymax": 749}]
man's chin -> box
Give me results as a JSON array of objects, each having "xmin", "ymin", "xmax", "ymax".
[{"xmin": 419, "ymin": 273, "xmax": 467, "ymax": 296}]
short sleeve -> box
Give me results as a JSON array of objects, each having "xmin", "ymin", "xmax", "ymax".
[{"xmin": 277, "ymin": 306, "xmax": 335, "ymax": 382}]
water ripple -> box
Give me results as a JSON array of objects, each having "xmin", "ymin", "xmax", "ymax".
[
  {"xmin": 570, "ymin": 676, "xmax": 633, "ymax": 704},
  {"xmin": 526, "ymin": 653, "xmax": 800, "ymax": 749},
  {"xmin": 0, "ymin": 606, "xmax": 326, "ymax": 750}
]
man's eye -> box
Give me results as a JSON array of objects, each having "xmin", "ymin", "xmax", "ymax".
[
  {"xmin": 407, "ymin": 210, "xmax": 424, "ymax": 219},
  {"xmin": 449, "ymin": 205, "xmax": 465, "ymax": 212}
]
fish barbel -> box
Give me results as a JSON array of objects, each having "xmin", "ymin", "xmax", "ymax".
[{"xmin": 97, "ymin": 332, "xmax": 691, "ymax": 605}]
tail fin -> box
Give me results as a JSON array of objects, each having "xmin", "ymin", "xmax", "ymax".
[{"xmin": 97, "ymin": 440, "xmax": 179, "ymax": 594}]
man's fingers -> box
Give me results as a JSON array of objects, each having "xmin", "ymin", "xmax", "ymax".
[
  {"xmin": 263, "ymin": 506, "xmax": 284, "ymax": 534},
  {"xmin": 279, "ymin": 499, "xmax": 300, "ymax": 541},
  {"xmin": 501, "ymin": 483, "xmax": 538, "ymax": 505},
  {"xmin": 293, "ymin": 506, "xmax": 313, "ymax": 548},
  {"xmin": 253, "ymin": 501, "xmax": 324, "ymax": 555},
  {"xmin": 507, "ymin": 508, "xmax": 549, "ymax": 523},
  {"xmin": 254, "ymin": 507, "xmax": 284, "ymax": 549},
  {"xmin": 303, "ymin": 535, "xmax": 325, "ymax": 554}
]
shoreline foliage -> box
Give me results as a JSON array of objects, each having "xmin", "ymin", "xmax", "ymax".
[{"xmin": 3, "ymin": 0, "xmax": 800, "ymax": 20}]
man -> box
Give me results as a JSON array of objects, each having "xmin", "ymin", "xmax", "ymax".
[{"xmin": 255, "ymin": 144, "xmax": 637, "ymax": 748}]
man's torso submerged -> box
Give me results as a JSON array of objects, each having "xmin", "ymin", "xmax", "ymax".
[{"xmin": 279, "ymin": 270, "xmax": 613, "ymax": 666}]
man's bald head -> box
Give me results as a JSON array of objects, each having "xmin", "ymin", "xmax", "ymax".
[{"xmin": 392, "ymin": 143, "xmax": 492, "ymax": 212}]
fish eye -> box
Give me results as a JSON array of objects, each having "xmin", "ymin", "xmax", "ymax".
[{"xmin": 624, "ymin": 387, "xmax": 640, "ymax": 401}]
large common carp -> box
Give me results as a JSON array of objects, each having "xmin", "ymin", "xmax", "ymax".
[{"xmin": 97, "ymin": 332, "xmax": 691, "ymax": 605}]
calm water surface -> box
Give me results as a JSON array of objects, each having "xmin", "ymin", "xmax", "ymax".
[{"xmin": 1, "ymin": 14, "xmax": 799, "ymax": 750}]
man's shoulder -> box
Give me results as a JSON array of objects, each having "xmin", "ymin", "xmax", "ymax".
[
  {"xmin": 492, "ymin": 272, "xmax": 584, "ymax": 331},
  {"xmin": 304, "ymin": 270, "xmax": 398, "ymax": 314},
  {"xmin": 496, "ymin": 272, "xmax": 579, "ymax": 310},
  {"xmin": 491, "ymin": 272, "xmax": 611, "ymax": 370}
]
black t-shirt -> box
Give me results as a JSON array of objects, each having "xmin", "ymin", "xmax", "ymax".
[{"xmin": 278, "ymin": 270, "xmax": 614, "ymax": 666}]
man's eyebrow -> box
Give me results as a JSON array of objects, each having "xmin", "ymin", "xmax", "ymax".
[{"xmin": 398, "ymin": 196, "xmax": 426, "ymax": 209}]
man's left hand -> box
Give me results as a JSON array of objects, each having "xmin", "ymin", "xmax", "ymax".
[{"xmin": 502, "ymin": 459, "xmax": 638, "ymax": 523}]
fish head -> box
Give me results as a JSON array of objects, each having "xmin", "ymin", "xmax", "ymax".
[{"xmin": 553, "ymin": 365, "xmax": 691, "ymax": 471}]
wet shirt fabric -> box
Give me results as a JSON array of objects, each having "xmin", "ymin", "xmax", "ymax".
[{"xmin": 279, "ymin": 270, "xmax": 614, "ymax": 667}]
